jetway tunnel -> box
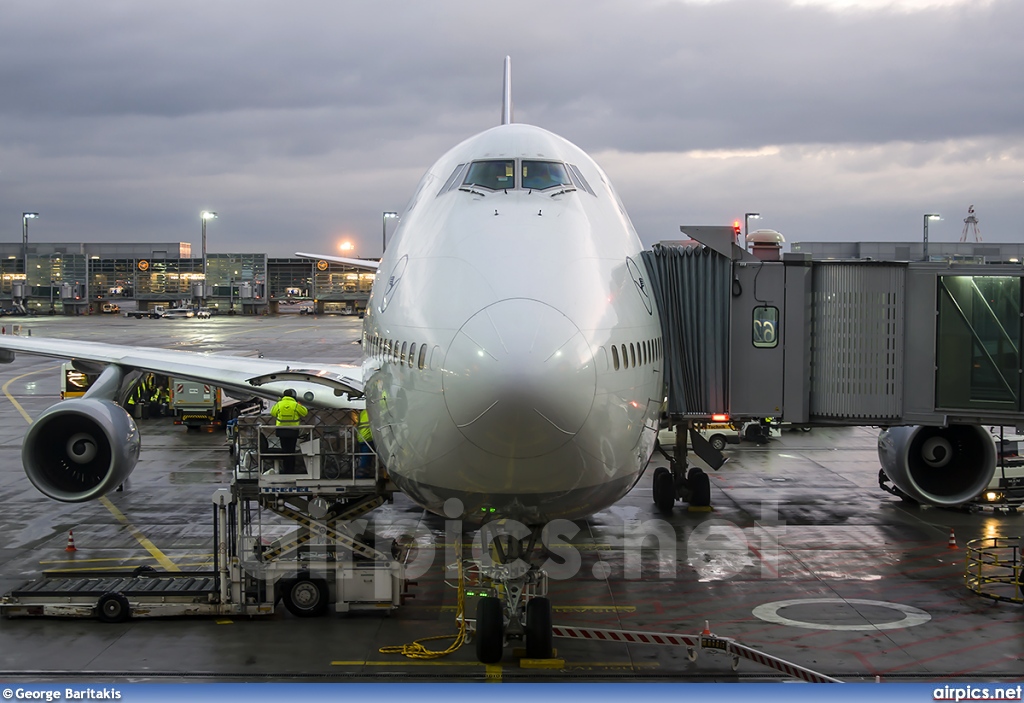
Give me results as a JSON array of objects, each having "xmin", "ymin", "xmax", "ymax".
[{"xmin": 641, "ymin": 227, "xmax": 1024, "ymax": 430}]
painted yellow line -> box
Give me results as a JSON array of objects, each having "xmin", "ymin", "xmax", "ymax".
[
  {"xmin": 45, "ymin": 562, "xmax": 210, "ymax": 573},
  {"xmin": 330, "ymin": 660, "xmax": 657, "ymax": 669},
  {"xmin": 40, "ymin": 553, "xmax": 213, "ymax": 565},
  {"xmin": 425, "ymin": 604, "xmax": 634, "ymax": 613},
  {"xmin": 332, "ymin": 661, "xmax": 483, "ymax": 667},
  {"xmin": 100, "ymin": 497, "xmax": 180, "ymax": 572},
  {"xmin": 2, "ymin": 365, "xmax": 60, "ymax": 424}
]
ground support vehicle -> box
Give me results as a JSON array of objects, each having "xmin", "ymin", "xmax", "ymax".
[
  {"xmin": 967, "ymin": 429, "xmax": 1024, "ymax": 512},
  {"xmin": 170, "ymin": 378, "xmax": 262, "ymax": 430},
  {"xmin": 124, "ymin": 305, "xmax": 191, "ymax": 320},
  {"xmin": 1, "ymin": 411, "xmax": 405, "ymax": 620}
]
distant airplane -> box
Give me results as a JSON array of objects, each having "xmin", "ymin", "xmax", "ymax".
[{"xmin": 0, "ymin": 57, "xmax": 665, "ymax": 662}]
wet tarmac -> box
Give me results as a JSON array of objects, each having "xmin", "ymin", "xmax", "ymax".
[{"xmin": 0, "ymin": 314, "xmax": 1021, "ymax": 682}]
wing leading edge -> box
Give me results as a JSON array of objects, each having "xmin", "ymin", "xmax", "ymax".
[{"xmin": 0, "ymin": 335, "xmax": 364, "ymax": 409}]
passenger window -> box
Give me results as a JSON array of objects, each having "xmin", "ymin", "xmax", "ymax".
[
  {"xmin": 521, "ymin": 161, "xmax": 572, "ymax": 190},
  {"xmin": 463, "ymin": 160, "xmax": 516, "ymax": 190},
  {"xmin": 630, "ymin": 343, "xmax": 636, "ymax": 368},
  {"xmin": 418, "ymin": 344, "xmax": 427, "ymax": 370},
  {"xmin": 621, "ymin": 344, "xmax": 628, "ymax": 368},
  {"xmin": 408, "ymin": 343, "xmax": 416, "ymax": 368},
  {"xmin": 400, "ymin": 342, "xmax": 407, "ymax": 365},
  {"xmin": 611, "ymin": 345, "xmax": 620, "ymax": 371}
]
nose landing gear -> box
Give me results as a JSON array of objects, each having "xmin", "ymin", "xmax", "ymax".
[{"xmin": 466, "ymin": 524, "xmax": 554, "ymax": 664}]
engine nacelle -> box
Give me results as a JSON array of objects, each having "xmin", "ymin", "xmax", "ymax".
[
  {"xmin": 877, "ymin": 424, "xmax": 995, "ymax": 506},
  {"xmin": 23, "ymin": 398, "xmax": 141, "ymax": 503}
]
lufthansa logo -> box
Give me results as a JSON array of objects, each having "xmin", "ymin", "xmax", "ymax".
[
  {"xmin": 625, "ymin": 257, "xmax": 653, "ymax": 315},
  {"xmin": 316, "ymin": 260, "xmax": 329, "ymax": 271},
  {"xmin": 137, "ymin": 260, "xmax": 149, "ymax": 271}
]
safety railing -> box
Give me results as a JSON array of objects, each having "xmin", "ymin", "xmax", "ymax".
[
  {"xmin": 233, "ymin": 410, "xmax": 379, "ymax": 484},
  {"xmin": 965, "ymin": 536, "xmax": 1023, "ymax": 604}
]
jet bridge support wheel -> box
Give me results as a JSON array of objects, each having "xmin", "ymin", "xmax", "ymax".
[
  {"xmin": 475, "ymin": 596, "xmax": 505, "ymax": 664},
  {"xmin": 687, "ymin": 467, "xmax": 711, "ymax": 508},
  {"xmin": 652, "ymin": 466, "xmax": 676, "ymax": 512},
  {"xmin": 525, "ymin": 597, "xmax": 553, "ymax": 659}
]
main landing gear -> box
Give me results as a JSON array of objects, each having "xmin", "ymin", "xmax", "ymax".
[{"xmin": 467, "ymin": 525, "xmax": 553, "ymax": 664}]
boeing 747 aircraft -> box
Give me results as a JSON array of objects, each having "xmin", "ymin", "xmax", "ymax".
[{"xmin": 0, "ymin": 58, "xmax": 665, "ymax": 661}]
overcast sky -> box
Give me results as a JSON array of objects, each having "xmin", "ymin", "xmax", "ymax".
[{"xmin": 1, "ymin": 0, "xmax": 1021, "ymax": 258}]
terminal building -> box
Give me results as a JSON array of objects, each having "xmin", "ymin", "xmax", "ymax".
[{"xmin": 0, "ymin": 242, "xmax": 375, "ymax": 315}]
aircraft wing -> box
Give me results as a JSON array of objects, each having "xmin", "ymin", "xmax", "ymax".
[
  {"xmin": 294, "ymin": 252, "xmax": 380, "ymax": 271},
  {"xmin": 0, "ymin": 335, "xmax": 364, "ymax": 408}
]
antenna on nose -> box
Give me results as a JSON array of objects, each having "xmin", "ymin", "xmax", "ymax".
[{"xmin": 501, "ymin": 56, "xmax": 513, "ymax": 125}]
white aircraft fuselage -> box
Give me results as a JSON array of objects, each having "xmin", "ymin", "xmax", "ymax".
[{"xmin": 362, "ymin": 123, "xmax": 665, "ymax": 524}]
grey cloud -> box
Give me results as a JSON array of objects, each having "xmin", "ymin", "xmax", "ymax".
[{"xmin": 1, "ymin": 0, "xmax": 1022, "ymax": 255}]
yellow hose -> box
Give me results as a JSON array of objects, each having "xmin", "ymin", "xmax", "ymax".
[{"xmin": 379, "ymin": 541, "xmax": 467, "ymax": 659}]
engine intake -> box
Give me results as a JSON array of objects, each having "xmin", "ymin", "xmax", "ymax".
[
  {"xmin": 877, "ymin": 424, "xmax": 995, "ymax": 506},
  {"xmin": 23, "ymin": 399, "xmax": 141, "ymax": 502}
]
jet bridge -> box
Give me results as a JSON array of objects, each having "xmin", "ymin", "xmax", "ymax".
[
  {"xmin": 643, "ymin": 226, "xmax": 1024, "ymax": 427},
  {"xmin": 641, "ymin": 226, "xmax": 1024, "ymax": 508}
]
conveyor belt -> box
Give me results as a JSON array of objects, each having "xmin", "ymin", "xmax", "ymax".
[{"xmin": 12, "ymin": 571, "xmax": 217, "ymax": 598}]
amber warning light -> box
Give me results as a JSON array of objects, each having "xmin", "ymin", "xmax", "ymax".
[{"xmin": 711, "ymin": 413, "xmax": 730, "ymax": 423}]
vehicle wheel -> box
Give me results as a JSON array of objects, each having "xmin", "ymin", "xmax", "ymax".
[
  {"xmin": 687, "ymin": 467, "xmax": 711, "ymax": 507},
  {"xmin": 525, "ymin": 597, "xmax": 553, "ymax": 659},
  {"xmin": 96, "ymin": 592, "xmax": 131, "ymax": 623},
  {"xmin": 653, "ymin": 467, "xmax": 675, "ymax": 512},
  {"xmin": 132, "ymin": 565, "xmax": 155, "ymax": 576},
  {"xmin": 709, "ymin": 434, "xmax": 727, "ymax": 451},
  {"xmin": 475, "ymin": 596, "xmax": 504, "ymax": 664},
  {"xmin": 282, "ymin": 574, "xmax": 329, "ymax": 617},
  {"xmin": 801, "ymin": 426, "xmax": 812, "ymax": 433}
]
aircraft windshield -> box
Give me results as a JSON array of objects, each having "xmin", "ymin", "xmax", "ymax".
[
  {"xmin": 522, "ymin": 160, "xmax": 572, "ymax": 190},
  {"xmin": 463, "ymin": 160, "xmax": 516, "ymax": 190}
]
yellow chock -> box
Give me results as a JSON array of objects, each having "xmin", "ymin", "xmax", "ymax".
[{"xmin": 687, "ymin": 505, "xmax": 713, "ymax": 513}]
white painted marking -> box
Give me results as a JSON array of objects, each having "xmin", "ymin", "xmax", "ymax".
[{"xmin": 751, "ymin": 598, "xmax": 931, "ymax": 631}]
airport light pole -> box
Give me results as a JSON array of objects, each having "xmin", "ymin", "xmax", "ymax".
[
  {"xmin": 382, "ymin": 211, "xmax": 398, "ymax": 254},
  {"xmin": 744, "ymin": 212, "xmax": 760, "ymax": 248},
  {"xmin": 22, "ymin": 212, "xmax": 39, "ymax": 283},
  {"xmin": 201, "ymin": 211, "xmax": 217, "ymax": 285},
  {"xmin": 48, "ymin": 253, "xmax": 60, "ymax": 313},
  {"xmin": 923, "ymin": 214, "xmax": 941, "ymax": 261}
]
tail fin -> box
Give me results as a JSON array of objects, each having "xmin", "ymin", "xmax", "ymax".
[{"xmin": 501, "ymin": 56, "xmax": 513, "ymax": 125}]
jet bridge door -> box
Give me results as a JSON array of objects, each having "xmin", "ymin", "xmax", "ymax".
[{"xmin": 641, "ymin": 246, "xmax": 730, "ymax": 416}]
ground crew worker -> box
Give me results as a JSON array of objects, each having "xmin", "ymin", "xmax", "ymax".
[
  {"xmin": 356, "ymin": 408, "xmax": 374, "ymax": 477},
  {"xmin": 270, "ymin": 389, "xmax": 308, "ymax": 474}
]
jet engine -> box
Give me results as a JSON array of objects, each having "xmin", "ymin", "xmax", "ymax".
[
  {"xmin": 23, "ymin": 398, "xmax": 141, "ymax": 502},
  {"xmin": 877, "ymin": 424, "xmax": 995, "ymax": 506}
]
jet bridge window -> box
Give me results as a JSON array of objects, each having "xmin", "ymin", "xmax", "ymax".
[
  {"xmin": 521, "ymin": 161, "xmax": 572, "ymax": 190},
  {"xmin": 752, "ymin": 306, "xmax": 779, "ymax": 348},
  {"xmin": 463, "ymin": 160, "xmax": 516, "ymax": 191}
]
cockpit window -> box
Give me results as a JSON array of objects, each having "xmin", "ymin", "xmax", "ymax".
[
  {"xmin": 521, "ymin": 161, "xmax": 572, "ymax": 190},
  {"xmin": 463, "ymin": 160, "xmax": 516, "ymax": 190}
]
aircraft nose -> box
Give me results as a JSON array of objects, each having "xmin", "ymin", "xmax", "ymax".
[{"xmin": 443, "ymin": 299, "xmax": 596, "ymax": 458}]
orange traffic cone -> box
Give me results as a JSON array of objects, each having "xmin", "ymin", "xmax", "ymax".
[
  {"xmin": 701, "ymin": 620, "xmax": 712, "ymax": 636},
  {"xmin": 65, "ymin": 530, "xmax": 77, "ymax": 552},
  {"xmin": 946, "ymin": 528, "xmax": 957, "ymax": 550}
]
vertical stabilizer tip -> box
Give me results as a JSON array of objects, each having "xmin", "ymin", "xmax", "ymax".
[{"xmin": 501, "ymin": 56, "xmax": 513, "ymax": 125}]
